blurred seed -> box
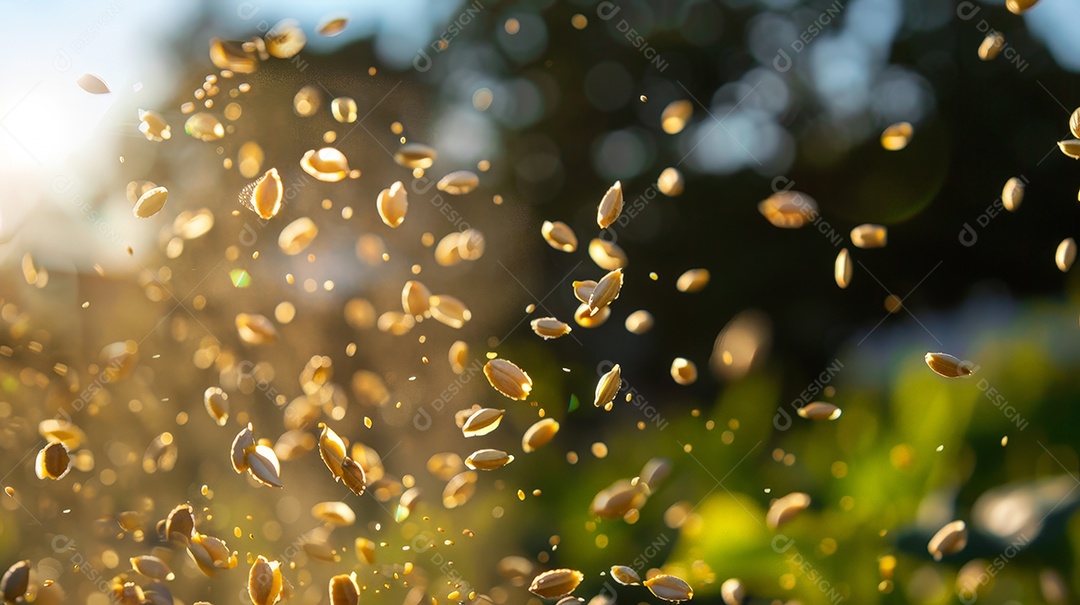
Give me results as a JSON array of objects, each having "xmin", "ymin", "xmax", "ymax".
[
  {"xmin": 1, "ymin": 560, "xmax": 30, "ymax": 602},
  {"xmin": 644, "ymin": 575, "xmax": 694, "ymax": 602},
  {"xmin": 1057, "ymin": 238, "xmax": 1076, "ymax": 272},
  {"xmin": 827, "ymin": 250, "xmax": 851, "ymax": 293},
  {"xmin": 676, "ymin": 269, "xmax": 709, "ymax": 293},
  {"xmin": 345, "ymin": 298, "xmax": 376, "ymax": 330},
  {"xmin": 266, "ymin": 18, "xmax": 306, "ymax": 58},
  {"xmin": 574, "ymin": 302, "xmax": 610, "ymax": 328},
  {"xmin": 661, "ymin": 100, "xmax": 693, "ymax": 134},
  {"xmin": 250, "ymin": 168, "xmax": 284, "ymax": 219},
  {"xmin": 318, "ymin": 16, "xmax": 349, "ymax": 37},
  {"xmin": 293, "ymin": 85, "xmax": 321, "ymax": 117},
  {"xmin": 457, "ymin": 228, "xmax": 486, "ymax": 260},
  {"xmin": 523, "ymin": 418, "xmax": 560, "ymax": 453},
  {"xmin": 377, "ymin": 311, "xmax": 414, "ymax": 335},
  {"xmin": 131, "ymin": 556, "xmax": 174, "ymax": 582},
  {"xmin": 589, "ymin": 238, "xmax": 628, "ymax": 270},
  {"xmin": 165, "ymin": 504, "xmax": 195, "ymax": 543},
  {"xmin": 597, "ymin": 181, "xmax": 624, "ymax": 229},
  {"xmin": 924, "ymin": 352, "xmax": 975, "ymax": 378},
  {"xmin": 542, "ymin": 221, "xmax": 578, "ymax": 252},
  {"xmin": 184, "ymin": 113, "xmax": 224, "ymax": 141},
  {"xmin": 589, "ymin": 268, "xmax": 624, "ymax": 314},
  {"xmin": 1001, "ymin": 177, "xmax": 1024, "ymax": 211},
  {"xmin": 529, "ymin": 569, "xmax": 584, "ymax": 599},
  {"xmin": 442, "ymin": 470, "xmax": 479, "ymax": 508},
  {"xmin": 531, "ymin": 317, "xmax": 572, "ymax": 340},
  {"xmin": 301, "ymin": 148, "xmax": 349, "ymax": 182},
  {"xmin": 248, "ymin": 556, "xmax": 283, "ymax": 605},
  {"xmin": 428, "ymin": 452, "xmax": 464, "ymax": 480},
  {"xmin": 720, "ymin": 579, "xmax": 745, "ymax": 605},
  {"xmin": 236, "ymin": 313, "xmax": 277, "ymax": 345},
  {"xmin": 880, "ymin": 122, "xmax": 913, "ymax": 150},
  {"xmin": 758, "ymin": 191, "xmax": 818, "ymax": 229},
  {"xmin": 36, "ymin": 441, "xmax": 71, "ymax": 480},
  {"xmin": 245, "ymin": 444, "xmax": 283, "ymax": 488},
  {"xmin": 173, "ymin": 208, "xmax": 215, "ymax": 239},
  {"xmin": 231, "ymin": 424, "xmax": 255, "ymax": 473},
  {"xmin": 39, "ymin": 419, "xmax": 86, "ymax": 450},
  {"xmin": 355, "ymin": 538, "xmax": 376, "ymax": 565},
  {"xmin": 435, "ymin": 232, "xmax": 464, "ymax": 266},
  {"xmin": 1005, "ymin": 0, "xmax": 1039, "ymax": 14},
  {"xmin": 134, "ymin": 186, "xmax": 169, "ymax": 219},
  {"xmin": 329, "ymin": 573, "xmax": 360, "ymax": 605},
  {"xmin": 639, "ymin": 457, "xmax": 672, "ymax": 489},
  {"xmin": 465, "ymin": 448, "xmax": 514, "ymax": 470},
  {"xmin": 766, "ymin": 492, "xmax": 811, "ymax": 529},
  {"xmin": 978, "ymin": 32, "xmax": 1005, "ymax": 60},
  {"xmin": 430, "ymin": 294, "xmax": 472, "ymax": 328},
  {"xmin": 928, "ymin": 520, "xmax": 968, "ymax": 561},
  {"xmin": 312, "ymin": 501, "xmax": 356, "ymax": 526},
  {"xmin": 332, "ymin": 97, "xmax": 357, "ymax": 123},
  {"xmin": 572, "ymin": 280, "xmax": 597, "ymax": 304},
  {"xmin": 138, "ymin": 109, "xmax": 171, "ymax": 141},
  {"xmin": 850, "ymin": 224, "xmax": 887, "ymax": 248},
  {"xmin": 462, "ymin": 408, "xmax": 505, "ymax": 438},
  {"xmin": 595, "ymin": 364, "xmax": 621, "ymax": 409},
  {"xmin": 437, "ymin": 170, "xmax": 480, "ymax": 195},
  {"xmin": 278, "ymin": 217, "xmax": 318, "ymax": 255},
  {"xmin": 484, "ymin": 358, "xmax": 533, "ymax": 400},
  {"xmin": 1057, "ymin": 140, "xmax": 1080, "ymax": 159},
  {"xmin": 237, "ymin": 142, "xmax": 265, "ymax": 179},
  {"xmin": 319, "ymin": 423, "xmax": 348, "ymax": 478},
  {"xmin": 449, "ymin": 340, "xmax": 469, "ymax": 374},
  {"xmin": 377, "ymin": 181, "xmax": 409, "ymax": 228},
  {"xmin": 76, "ymin": 73, "xmax": 110, "ymax": 94},
  {"xmin": 610, "ymin": 566, "xmax": 640, "ymax": 586},
  {"xmin": 797, "ymin": 402, "xmax": 842, "ymax": 421},
  {"xmin": 670, "ymin": 358, "xmax": 697, "ymax": 385},
  {"xmin": 340, "ymin": 456, "xmax": 367, "ymax": 496},
  {"xmin": 658, "ymin": 167, "xmax": 684, "ymax": 196},
  {"xmin": 395, "ymin": 143, "xmax": 437, "ymax": 169},
  {"xmin": 401, "ymin": 280, "xmax": 432, "ymax": 317},
  {"xmin": 625, "ymin": 310, "xmax": 654, "ymax": 334},
  {"xmin": 1071, "ymin": 108, "xmax": 1080, "ymax": 139},
  {"xmin": 210, "ymin": 38, "xmax": 257, "ymax": 73}
]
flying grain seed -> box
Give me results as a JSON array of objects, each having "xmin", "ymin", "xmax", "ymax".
[
  {"xmin": 597, "ymin": 181, "xmax": 624, "ymax": 229},
  {"xmin": 209, "ymin": 38, "xmax": 257, "ymax": 73},
  {"xmin": 377, "ymin": 311, "xmax": 415, "ymax": 335},
  {"xmin": 1056, "ymin": 237, "xmax": 1076, "ymax": 272},
  {"xmin": 1057, "ymin": 140, "xmax": 1080, "ymax": 159},
  {"xmin": 266, "ymin": 18, "xmax": 306, "ymax": 58},
  {"xmin": 542, "ymin": 221, "xmax": 578, "ymax": 252},
  {"xmin": 590, "ymin": 479, "xmax": 648, "ymax": 519},
  {"xmin": 173, "ymin": 208, "xmax": 215, "ymax": 239},
  {"xmin": 850, "ymin": 224, "xmax": 887, "ymax": 248},
  {"xmin": 657, "ymin": 167, "xmax": 684, "ymax": 196},
  {"xmin": 720, "ymin": 579, "xmax": 745, "ymax": 605},
  {"xmin": 449, "ymin": 340, "xmax": 469, "ymax": 374},
  {"xmin": 430, "ymin": 295, "xmax": 472, "ymax": 328},
  {"xmin": 766, "ymin": 492, "xmax": 811, "ymax": 529},
  {"xmin": 594, "ymin": 364, "xmax": 621, "ymax": 409},
  {"xmin": 978, "ymin": 32, "xmax": 1005, "ymax": 60},
  {"xmin": 588, "ymin": 268, "xmax": 624, "ymax": 314},
  {"xmin": 332, "ymin": 97, "xmax": 357, "ymax": 123},
  {"xmin": 639, "ymin": 457, "xmax": 672, "ymax": 489},
  {"xmin": 131, "ymin": 555, "xmax": 174, "ymax": 582},
  {"xmin": 0, "ymin": 560, "xmax": 29, "ymax": 602},
  {"xmin": 676, "ymin": 269, "xmax": 709, "ymax": 293},
  {"xmin": 661, "ymin": 100, "xmax": 693, "ymax": 134},
  {"xmin": 318, "ymin": 423, "xmax": 348, "ymax": 478},
  {"xmin": 437, "ymin": 170, "xmax": 480, "ymax": 195},
  {"xmin": 434, "ymin": 232, "xmax": 464, "ymax": 266},
  {"xmin": 574, "ymin": 303, "xmax": 610, "ymax": 328},
  {"xmin": 248, "ymin": 556, "xmax": 283, "ymax": 605},
  {"xmin": 318, "ymin": 16, "xmax": 349, "ymax": 37},
  {"xmin": 204, "ymin": 387, "xmax": 229, "ymax": 426},
  {"xmin": 1071, "ymin": 108, "xmax": 1080, "ymax": 139},
  {"xmin": 355, "ymin": 538, "xmax": 376, "ymax": 564},
  {"xmin": 134, "ymin": 186, "xmax": 169, "ymax": 218},
  {"xmin": 185, "ymin": 113, "xmax": 224, "ymax": 141},
  {"xmin": 572, "ymin": 280, "xmax": 597, "ymax": 304},
  {"xmin": 644, "ymin": 575, "xmax": 694, "ymax": 602},
  {"xmin": 529, "ymin": 569, "xmax": 584, "ymax": 599},
  {"xmin": 36, "ymin": 441, "xmax": 71, "ymax": 480},
  {"xmin": 758, "ymin": 191, "xmax": 819, "ymax": 228},
  {"xmin": 462, "ymin": 408, "xmax": 506, "ymax": 438},
  {"xmin": 395, "ymin": 143, "xmax": 437, "ymax": 169},
  {"xmin": 880, "ymin": 122, "xmax": 913, "ymax": 150},
  {"xmin": 329, "ymin": 573, "xmax": 360, "ymax": 605},
  {"xmin": 1005, "ymin": 0, "xmax": 1038, "ymax": 14},
  {"xmin": 589, "ymin": 238, "xmax": 628, "ymax": 270},
  {"xmin": 402, "ymin": 280, "xmax": 432, "ymax": 316},
  {"xmin": 797, "ymin": 402, "xmax": 842, "ymax": 420},
  {"xmin": 670, "ymin": 358, "xmax": 698, "ymax": 385},
  {"xmin": 189, "ymin": 533, "xmax": 238, "ymax": 575},
  {"xmin": 928, "ymin": 520, "xmax": 968, "ymax": 561},
  {"xmin": 442, "ymin": 470, "xmax": 478, "ymax": 509},
  {"xmin": 300, "ymin": 148, "xmax": 349, "ymax": 182},
  {"xmin": 484, "ymin": 358, "xmax": 534, "ymax": 400},
  {"xmin": 38, "ymin": 419, "xmax": 86, "ymax": 450},
  {"xmin": 166, "ymin": 504, "xmax": 195, "ymax": 542},
  {"xmin": 238, "ymin": 142, "xmax": 265, "ymax": 179},
  {"xmin": 522, "ymin": 418, "xmax": 560, "ymax": 453},
  {"xmin": 312, "ymin": 501, "xmax": 356, "ymax": 526},
  {"xmin": 465, "ymin": 449, "xmax": 514, "ymax": 470},
  {"xmin": 76, "ymin": 73, "xmax": 110, "ymax": 94},
  {"xmin": 231, "ymin": 424, "xmax": 255, "ymax": 473},
  {"xmin": 531, "ymin": 317, "xmax": 572, "ymax": 339},
  {"xmin": 245, "ymin": 444, "xmax": 283, "ymax": 488},
  {"xmin": 277, "ymin": 217, "xmax": 318, "ymax": 255},
  {"xmin": 835, "ymin": 248, "xmax": 852, "ymax": 289},
  {"xmin": 625, "ymin": 310, "xmax": 654, "ymax": 334},
  {"xmin": 610, "ymin": 566, "xmax": 640, "ymax": 586},
  {"xmin": 249, "ymin": 168, "xmax": 284, "ymax": 219},
  {"xmin": 236, "ymin": 313, "xmax": 278, "ymax": 345},
  {"xmin": 138, "ymin": 109, "xmax": 171, "ymax": 141},
  {"xmin": 924, "ymin": 352, "xmax": 975, "ymax": 378},
  {"xmin": 293, "ymin": 85, "xmax": 321, "ymax": 116},
  {"xmin": 339, "ymin": 456, "xmax": 367, "ymax": 495},
  {"xmin": 1001, "ymin": 177, "xmax": 1024, "ymax": 211},
  {"xmin": 377, "ymin": 181, "xmax": 408, "ymax": 227},
  {"xmin": 457, "ymin": 228, "xmax": 486, "ymax": 260}
]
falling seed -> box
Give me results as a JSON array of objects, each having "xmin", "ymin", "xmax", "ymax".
[
  {"xmin": 661, "ymin": 100, "xmax": 693, "ymax": 135},
  {"xmin": 610, "ymin": 565, "xmax": 641, "ymax": 586},
  {"xmin": 670, "ymin": 358, "xmax": 698, "ymax": 385},
  {"xmin": 1056, "ymin": 238, "xmax": 1076, "ymax": 272},
  {"xmin": 401, "ymin": 280, "xmax": 433, "ymax": 317},
  {"xmin": 928, "ymin": 520, "xmax": 968, "ymax": 561},
  {"xmin": 449, "ymin": 340, "xmax": 469, "ymax": 374},
  {"xmin": 339, "ymin": 456, "xmax": 367, "ymax": 495},
  {"xmin": 644, "ymin": 575, "xmax": 694, "ymax": 602},
  {"xmin": 173, "ymin": 208, "xmax": 215, "ymax": 239},
  {"xmin": 318, "ymin": 16, "xmax": 349, "ymax": 37},
  {"xmin": 597, "ymin": 181, "xmax": 624, "ymax": 229},
  {"xmin": 542, "ymin": 221, "xmax": 578, "ymax": 252},
  {"xmin": 924, "ymin": 352, "xmax": 975, "ymax": 378},
  {"xmin": 978, "ymin": 32, "xmax": 1005, "ymax": 61},
  {"xmin": 522, "ymin": 418, "xmax": 560, "ymax": 453},
  {"xmin": 131, "ymin": 555, "xmax": 174, "ymax": 582},
  {"xmin": 312, "ymin": 501, "xmax": 356, "ymax": 526},
  {"xmin": 434, "ymin": 232, "xmax": 464, "ymax": 266},
  {"xmin": 189, "ymin": 532, "xmax": 238, "ymax": 575},
  {"xmin": 797, "ymin": 402, "xmax": 842, "ymax": 421},
  {"xmin": 184, "ymin": 113, "xmax": 225, "ymax": 141},
  {"xmin": 332, "ymin": 97, "xmax": 358, "ymax": 123},
  {"xmin": 529, "ymin": 569, "xmax": 584, "ymax": 599},
  {"xmin": 245, "ymin": 444, "xmax": 283, "ymax": 488},
  {"xmin": 377, "ymin": 181, "xmax": 409, "ymax": 227},
  {"xmin": 572, "ymin": 280, "xmax": 598, "ymax": 304},
  {"xmin": 329, "ymin": 573, "xmax": 360, "ymax": 605},
  {"xmin": 766, "ymin": 491, "xmax": 811, "ymax": 529},
  {"xmin": 293, "ymin": 85, "xmax": 321, "ymax": 117},
  {"xmin": 676, "ymin": 269, "xmax": 710, "ymax": 293},
  {"xmin": 165, "ymin": 504, "xmax": 195, "ymax": 543},
  {"xmin": 640, "ymin": 457, "xmax": 672, "ymax": 489},
  {"xmin": 1001, "ymin": 177, "xmax": 1024, "ymax": 211},
  {"xmin": 1005, "ymin": 0, "xmax": 1038, "ymax": 14},
  {"xmin": 1070, "ymin": 108, "xmax": 1080, "ymax": 139},
  {"xmin": 395, "ymin": 143, "xmax": 437, "ymax": 169},
  {"xmin": 247, "ymin": 168, "xmax": 284, "ymax": 219},
  {"xmin": 300, "ymin": 148, "xmax": 349, "ymax": 182},
  {"xmin": 230, "ymin": 423, "xmax": 255, "ymax": 473},
  {"xmin": 237, "ymin": 142, "xmax": 265, "ymax": 179},
  {"xmin": 574, "ymin": 302, "xmax": 610, "ymax": 328},
  {"xmin": 850, "ymin": 224, "xmax": 887, "ymax": 248},
  {"xmin": 204, "ymin": 387, "xmax": 229, "ymax": 426},
  {"xmin": 437, "ymin": 170, "xmax": 480, "ymax": 195},
  {"xmin": 464, "ymin": 449, "xmax": 514, "ymax": 471},
  {"xmin": 38, "ymin": 419, "xmax": 86, "ymax": 450},
  {"xmin": 835, "ymin": 248, "xmax": 853, "ymax": 289},
  {"xmin": 880, "ymin": 122, "xmax": 913, "ymax": 151},
  {"xmin": 209, "ymin": 38, "xmax": 258, "ymax": 73},
  {"xmin": 588, "ymin": 269, "xmax": 624, "ymax": 315},
  {"xmin": 36, "ymin": 441, "xmax": 71, "ymax": 480},
  {"xmin": 758, "ymin": 191, "xmax": 818, "ymax": 229},
  {"xmin": 76, "ymin": 73, "xmax": 110, "ymax": 94},
  {"xmin": 720, "ymin": 579, "xmax": 745, "ymax": 605},
  {"xmin": 266, "ymin": 18, "xmax": 306, "ymax": 58},
  {"xmin": 657, "ymin": 167, "xmax": 684, "ymax": 196},
  {"xmin": 318, "ymin": 423, "xmax": 348, "ymax": 479},
  {"xmin": 430, "ymin": 294, "xmax": 472, "ymax": 328},
  {"xmin": 0, "ymin": 560, "xmax": 30, "ymax": 603},
  {"xmin": 277, "ymin": 217, "xmax": 319, "ymax": 255},
  {"xmin": 594, "ymin": 364, "xmax": 621, "ymax": 409},
  {"xmin": 442, "ymin": 470, "xmax": 479, "ymax": 509},
  {"xmin": 531, "ymin": 317, "xmax": 573, "ymax": 340},
  {"xmin": 457, "ymin": 228, "xmax": 486, "ymax": 260},
  {"xmin": 625, "ymin": 310, "xmax": 654, "ymax": 334},
  {"xmin": 138, "ymin": 109, "xmax": 171, "ymax": 141},
  {"xmin": 248, "ymin": 556, "xmax": 284, "ymax": 605},
  {"xmin": 589, "ymin": 238, "xmax": 628, "ymax": 270},
  {"xmin": 484, "ymin": 358, "xmax": 534, "ymax": 400},
  {"xmin": 1057, "ymin": 140, "xmax": 1080, "ymax": 159},
  {"xmin": 462, "ymin": 408, "xmax": 506, "ymax": 438},
  {"xmin": 235, "ymin": 313, "xmax": 277, "ymax": 345},
  {"xmin": 132, "ymin": 186, "xmax": 169, "ymax": 219}
]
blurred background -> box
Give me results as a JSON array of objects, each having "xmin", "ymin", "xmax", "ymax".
[{"xmin": 2, "ymin": 0, "xmax": 1080, "ymax": 603}]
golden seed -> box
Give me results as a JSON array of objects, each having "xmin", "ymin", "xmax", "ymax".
[
  {"xmin": 245, "ymin": 444, "xmax": 283, "ymax": 488},
  {"xmin": 36, "ymin": 441, "xmax": 71, "ymax": 480},
  {"xmin": 670, "ymin": 358, "xmax": 697, "ymax": 385},
  {"xmin": 266, "ymin": 18, "xmax": 306, "ymax": 58},
  {"xmin": 133, "ymin": 186, "xmax": 169, "ymax": 219},
  {"xmin": 462, "ymin": 408, "xmax": 506, "ymax": 438},
  {"xmin": 924, "ymin": 352, "xmax": 975, "ymax": 378},
  {"xmin": 758, "ymin": 191, "xmax": 818, "ymax": 229},
  {"xmin": 625, "ymin": 310, "xmax": 654, "ymax": 334},
  {"xmin": 531, "ymin": 317, "xmax": 573, "ymax": 340},
  {"xmin": 484, "ymin": 358, "xmax": 534, "ymax": 400},
  {"xmin": 458, "ymin": 228, "xmax": 486, "ymax": 260},
  {"xmin": 377, "ymin": 311, "xmax": 415, "ymax": 335},
  {"xmin": 377, "ymin": 181, "xmax": 409, "ymax": 227},
  {"xmin": 238, "ymin": 141, "xmax": 265, "ymax": 179},
  {"xmin": 449, "ymin": 340, "xmax": 469, "ymax": 374},
  {"xmin": 766, "ymin": 492, "xmax": 811, "ymax": 529},
  {"xmin": 173, "ymin": 208, "xmax": 215, "ymax": 239},
  {"xmin": 394, "ymin": 143, "xmax": 437, "ymax": 169},
  {"xmin": 850, "ymin": 224, "xmax": 887, "ymax": 248},
  {"xmin": 355, "ymin": 538, "xmax": 376, "ymax": 564},
  {"xmin": 278, "ymin": 217, "xmax": 318, "ymax": 255},
  {"xmin": 657, "ymin": 167, "xmax": 684, "ymax": 196},
  {"xmin": 131, "ymin": 555, "xmax": 174, "ymax": 582},
  {"xmin": 978, "ymin": 32, "xmax": 1005, "ymax": 61},
  {"xmin": 572, "ymin": 280, "xmax": 598, "ymax": 304},
  {"xmin": 184, "ymin": 112, "xmax": 224, "ymax": 141},
  {"xmin": 329, "ymin": 573, "xmax": 360, "ymax": 605},
  {"xmin": 797, "ymin": 402, "xmax": 842, "ymax": 421},
  {"xmin": 210, "ymin": 38, "xmax": 257, "ymax": 73},
  {"xmin": 189, "ymin": 533, "xmax": 238, "ymax": 575},
  {"xmin": 880, "ymin": 122, "xmax": 913, "ymax": 151},
  {"xmin": 1057, "ymin": 237, "xmax": 1076, "ymax": 271},
  {"xmin": 38, "ymin": 419, "xmax": 86, "ymax": 450},
  {"xmin": 318, "ymin": 423, "xmax": 348, "ymax": 479},
  {"xmin": 250, "ymin": 167, "xmax": 284, "ymax": 219},
  {"xmin": 574, "ymin": 302, "xmax": 610, "ymax": 328},
  {"xmin": 594, "ymin": 364, "xmax": 622, "ymax": 409},
  {"xmin": 339, "ymin": 456, "xmax": 367, "ymax": 495},
  {"xmin": 589, "ymin": 268, "xmax": 624, "ymax": 315},
  {"xmin": 542, "ymin": 220, "xmax": 578, "ymax": 252},
  {"xmin": 661, "ymin": 100, "xmax": 693, "ymax": 135},
  {"xmin": 204, "ymin": 387, "xmax": 229, "ymax": 426},
  {"xmin": 434, "ymin": 232, "xmax": 464, "ymax": 266},
  {"xmin": 442, "ymin": 470, "xmax": 479, "ymax": 509},
  {"xmin": 165, "ymin": 504, "xmax": 195, "ymax": 543},
  {"xmin": 76, "ymin": 73, "xmax": 110, "ymax": 94},
  {"xmin": 437, "ymin": 170, "xmax": 480, "ymax": 195},
  {"xmin": 300, "ymin": 148, "xmax": 349, "ymax": 182},
  {"xmin": 644, "ymin": 574, "xmax": 694, "ymax": 602},
  {"xmin": 639, "ymin": 457, "xmax": 672, "ymax": 489},
  {"xmin": 138, "ymin": 109, "xmax": 171, "ymax": 141},
  {"xmin": 292, "ymin": 84, "xmax": 321, "ymax": 116},
  {"xmin": 402, "ymin": 280, "xmax": 432, "ymax": 317},
  {"xmin": 835, "ymin": 248, "xmax": 853, "ymax": 289},
  {"xmin": 430, "ymin": 294, "xmax": 472, "ymax": 328},
  {"xmin": 597, "ymin": 181, "xmax": 624, "ymax": 229},
  {"xmin": 1005, "ymin": 0, "xmax": 1039, "ymax": 14},
  {"xmin": 312, "ymin": 501, "xmax": 356, "ymax": 526},
  {"xmin": 248, "ymin": 555, "xmax": 283, "ymax": 605},
  {"xmin": 720, "ymin": 578, "xmax": 745, "ymax": 605},
  {"xmin": 1058, "ymin": 139, "xmax": 1080, "ymax": 159},
  {"xmin": 0, "ymin": 560, "xmax": 30, "ymax": 602},
  {"xmin": 529, "ymin": 569, "xmax": 584, "ymax": 599},
  {"xmin": 676, "ymin": 269, "xmax": 709, "ymax": 293},
  {"xmin": 229, "ymin": 423, "xmax": 255, "ymax": 474},
  {"xmin": 610, "ymin": 565, "xmax": 641, "ymax": 586},
  {"xmin": 1002, "ymin": 177, "xmax": 1024, "ymax": 211},
  {"xmin": 523, "ymin": 418, "xmax": 560, "ymax": 453},
  {"xmin": 235, "ymin": 313, "xmax": 278, "ymax": 345},
  {"xmin": 589, "ymin": 238, "xmax": 629, "ymax": 270},
  {"xmin": 1071, "ymin": 108, "xmax": 1080, "ymax": 139},
  {"xmin": 464, "ymin": 448, "xmax": 514, "ymax": 471},
  {"xmin": 331, "ymin": 96, "xmax": 357, "ymax": 123},
  {"xmin": 318, "ymin": 16, "xmax": 349, "ymax": 37},
  {"xmin": 928, "ymin": 520, "xmax": 968, "ymax": 561}
]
